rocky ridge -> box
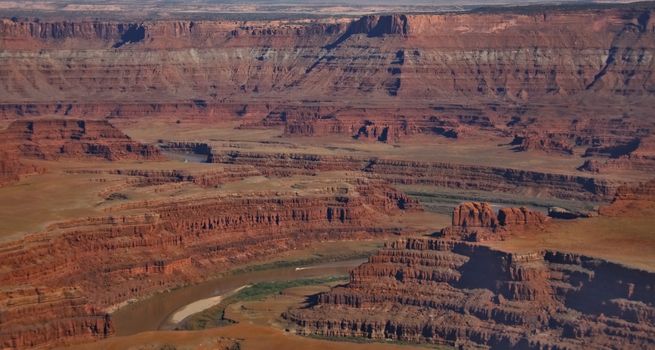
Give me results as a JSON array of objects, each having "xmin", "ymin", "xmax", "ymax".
[
  {"xmin": 2, "ymin": 8, "xmax": 655, "ymax": 177},
  {"xmin": 0, "ymin": 179, "xmax": 416, "ymax": 348},
  {"xmin": 0, "ymin": 119, "xmax": 162, "ymax": 161},
  {"xmin": 287, "ymin": 237, "xmax": 655, "ymax": 349},
  {"xmin": 210, "ymin": 149, "xmax": 618, "ymax": 201}
]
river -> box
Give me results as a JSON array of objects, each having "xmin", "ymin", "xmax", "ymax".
[{"xmin": 111, "ymin": 258, "xmax": 366, "ymax": 336}]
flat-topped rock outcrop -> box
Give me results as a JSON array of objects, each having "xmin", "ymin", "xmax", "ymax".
[
  {"xmin": 287, "ymin": 237, "xmax": 655, "ymax": 349},
  {"xmin": 0, "ymin": 119, "xmax": 162, "ymax": 161},
  {"xmin": 210, "ymin": 150, "xmax": 619, "ymax": 201},
  {"xmin": 438, "ymin": 202, "xmax": 548, "ymax": 241}
]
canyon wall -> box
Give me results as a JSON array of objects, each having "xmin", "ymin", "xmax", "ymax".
[
  {"xmin": 2, "ymin": 8, "xmax": 655, "ymax": 170},
  {"xmin": 2, "ymin": 10, "xmax": 654, "ymax": 105},
  {"xmin": 0, "ymin": 287, "xmax": 113, "ymax": 349},
  {"xmin": 1, "ymin": 8, "xmax": 654, "ymax": 116},
  {"xmin": 0, "ymin": 151, "xmax": 41, "ymax": 186},
  {"xmin": 0, "ymin": 180, "xmax": 415, "ymax": 348},
  {"xmin": 287, "ymin": 237, "xmax": 655, "ymax": 349},
  {"xmin": 0, "ymin": 119, "xmax": 162, "ymax": 161},
  {"xmin": 210, "ymin": 150, "xmax": 618, "ymax": 201},
  {"xmin": 1, "ymin": 5, "xmax": 654, "ymax": 349}
]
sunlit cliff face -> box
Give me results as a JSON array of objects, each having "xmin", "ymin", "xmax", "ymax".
[{"xmin": 0, "ymin": 2, "xmax": 654, "ymax": 349}]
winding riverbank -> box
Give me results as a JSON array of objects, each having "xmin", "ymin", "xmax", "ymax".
[
  {"xmin": 111, "ymin": 258, "xmax": 366, "ymax": 335},
  {"xmin": 169, "ymin": 285, "xmax": 251, "ymax": 324}
]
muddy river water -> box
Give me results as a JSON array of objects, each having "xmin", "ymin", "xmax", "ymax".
[{"xmin": 111, "ymin": 259, "xmax": 365, "ymax": 336}]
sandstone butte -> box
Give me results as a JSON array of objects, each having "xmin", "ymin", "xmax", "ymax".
[
  {"xmin": 0, "ymin": 2, "xmax": 654, "ymax": 350},
  {"xmin": 438, "ymin": 202, "xmax": 549, "ymax": 241}
]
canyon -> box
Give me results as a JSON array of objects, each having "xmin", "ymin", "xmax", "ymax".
[
  {"xmin": 0, "ymin": 1, "xmax": 653, "ymax": 349},
  {"xmin": 0, "ymin": 177, "xmax": 417, "ymax": 349},
  {"xmin": 287, "ymin": 237, "xmax": 655, "ymax": 349},
  {"xmin": 2, "ymin": 5, "xmax": 655, "ymax": 162}
]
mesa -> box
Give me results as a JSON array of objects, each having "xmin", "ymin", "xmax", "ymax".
[{"xmin": 0, "ymin": 1, "xmax": 654, "ymax": 349}]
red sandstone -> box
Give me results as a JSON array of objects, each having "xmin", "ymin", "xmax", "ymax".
[{"xmin": 287, "ymin": 238, "xmax": 655, "ymax": 349}]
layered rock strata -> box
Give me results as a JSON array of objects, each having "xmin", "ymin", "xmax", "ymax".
[
  {"xmin": 0, "ymin": 180, "xmax": 415, "ymax": 348},
  {"xmin": 287, "ymin": 238, "xmax": 655, "ymax": 350},
  {"xmin": 1, "ymin": 8, "xmax": 655, "ymax": 159},
  {"xmin": 0, "ymin": 151, "xmax": 42, "ymax": 187},
  {"xmin": 2, "ymin": 9, "xmax": 655, "ymax": 107},
  {"xmin": 510, "ymin": 134, "xmax": 574, "ymax": 155},
  {"xmin": 0, "ymin": 119, "xmax": 162, "ymax": 161},
  {"xmin": 438, "ymin": 202, "xmax": 548, "ymax": 241},
  {"xmin": 579, "ymin": 136, "xmax": 655, "ymax": 173},
  {"xmin": 599, "ymin": 178, "xmax": 655, "ymax": 216},
  {"xmin": 281, "ymin": 109, "xmax": 465, "ymax": 143},
  {"xmin": 0, "ymin": 287, "xmax": 113, "ymax": 349},
  {"xmin": 211, "ymin": 150, "xmax": 618, "ymax": 201}
]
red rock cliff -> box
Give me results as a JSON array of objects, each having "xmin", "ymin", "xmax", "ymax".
[
  {"xmin": 1, "ymin": 8, "xmax": 654, "ymax": 116},
  {"xmin": 287, "ymin": 238, "xmax": 655, "ymax": 349},
  {"xmin": 0, "ymin": 180, "xmax": 414, "ymax": 348},
  {"xmin": 0, "ymin": 119, "xmax": 162, "ymax": 161},
  {"xmin": 439, "ymin": 202, "xmax": 548, "ymax": 241}
]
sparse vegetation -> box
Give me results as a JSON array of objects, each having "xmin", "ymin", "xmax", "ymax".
[
  {"xmin": 181, "ymin": 275, "xmax": 347, "ymax": 330},
  {"xmin": 400, "ymin": 185, "xmax": 600, "ymax": 214},
  {"xmin": 227, "ymin": 249, "xmax": 376, "ymax": 276}
]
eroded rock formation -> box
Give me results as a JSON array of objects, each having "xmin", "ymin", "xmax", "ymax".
[
  {"xmin": 599, "ymin": 178, "xmax": 655, "ymax": 216},
  {"xmin": 1, "ymin": 8, "xmax": 654, "ymax": 159},
  {"xmin": 0, "ymin": 179, "xmax": 416, "ymax": 348},
  {"xmin": 287, "ymin": 238, "xmax": 655, "ymax": 349},
  {"xmin": 510, "ymin": 134, "xmax": 574, "ymax": 155},
  {"xmin": 3, "ymin": 10, "xmax": 655, "ymax": 105},
  {"xmin": 579, "ymin": 136, "xmax": 655, "ymax": 173},
  {"xmin": 0, "ymin": 119, "xmax": 161, "ymax": 161},
  {"xmin": 0, "ymin": 287, "xmax": 112, "ymax": 349},
  {"xmin": 438, "ymin": 202, "xmax": 548, "ymax": 241},
  {"xmin": 0, "ymin": 151, "xmax": 41, "ymax": 187},
  {"xmin": 0, "ymin": 5, "xmax": 654, "ymax": 349},
  {"xmin": 210, "ymin": 150, "xmax": 618, "ymax": 201}
]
